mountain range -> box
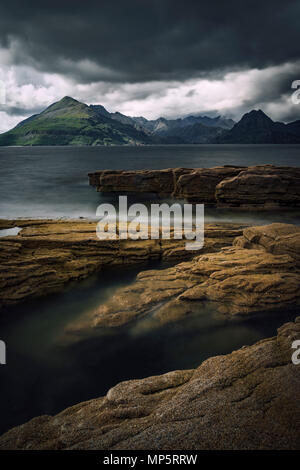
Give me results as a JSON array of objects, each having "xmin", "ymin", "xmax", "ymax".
[{"xmin": 0, "ymin": 96, "xmax": 299, "ymax": 146}]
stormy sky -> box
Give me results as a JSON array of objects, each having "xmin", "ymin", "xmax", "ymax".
[{"xmin": 0, "ymin": 0, "xmax": 299, "ymax": 132}]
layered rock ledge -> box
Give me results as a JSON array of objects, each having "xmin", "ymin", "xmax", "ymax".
[
  {"xmin": 0, "ymin": 317, "xmax": 299, "ymax": 450},
  {"xmin": 88, "ymin": 165, "xmax": 300, "ymax": 208},
  {"xmin": 0, "ymin": 221, "xmax": 299, "ymax": 449},
  {"xmin": 0, "ymin": 219, "xmax": 243, "ymax": 310},
  {"xmin": 78, "ymin": 223, "xmax": 300, "ymax": 328}
]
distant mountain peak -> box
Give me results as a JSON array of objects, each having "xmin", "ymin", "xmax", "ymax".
[
  {"xmin": 0, "ymin": 96, "xmax": 155, "ymax": 146},
  {"xmin": 42, "ymin": 96, "xmax": 83, "ymax": 115},
  {"xmin": 60, "ymin": 96, "xmax": 79, "ymax": 105},
  {"xmin": 242, "ymin": 109, "xmax": 273, "ymax": 122},
  {"xmin": 51, "ymin": 96, "xmax": 81, "ymax": 108},
  {"xmin": 215, "ymin": 108, "xmax": 300, "ymax": 144}
]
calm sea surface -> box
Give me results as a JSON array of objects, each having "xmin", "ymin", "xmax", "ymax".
[
  {"xmin": 0, "ymin": 145, "xmax": 299, "ymax": 435},
  {"xmin": 0, "ymin": 144, "xmax": 299, "ymax": 221}
]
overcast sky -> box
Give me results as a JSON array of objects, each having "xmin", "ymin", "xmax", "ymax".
[{"xmin": 0, "ymin": 0, "xmax": 299, "ymax": 132}]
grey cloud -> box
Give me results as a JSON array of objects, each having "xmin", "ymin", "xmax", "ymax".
[
  {"xmin": 0, "ymin": 105, "xmax": 43, "ymax": 116},
  {"xmin": 0, "ymin": 0, "xmax": 299, "ymax": 130},
  {"xmin": 0, "ymin": 0, "xmax": 299, "ymax": 83}
]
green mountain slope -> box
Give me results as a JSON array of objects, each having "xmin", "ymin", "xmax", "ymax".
[
  {"xmin": 0, "ymin": 97, "xmax": 154, "ymax": 146},
  {"xmin": 1, "ymin": 98, "xmax": 300, "ymax": 146}
]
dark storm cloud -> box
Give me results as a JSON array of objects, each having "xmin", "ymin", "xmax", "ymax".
[
  {"xmin": 0, "ymin": 0, "xmax": 299, "ymax": 132},
  {"xmin": 229, "ymin": 60, "xmax": 300, "ymax": 122},
  {"xmin": 0, "ymin": 0, "xmax": 299, "ymax": 83}
]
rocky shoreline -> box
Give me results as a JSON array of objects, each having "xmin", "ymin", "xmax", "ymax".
[
  {"xmin": 0, "ymin": 317, "xmax": 299, "ymax": 450},
  {"xmin": 1, "ymin": 169, "xmax": 300, "ymax": 451},
  {"xmin": 0, "ymin": 217, "xmax": 299, "ymax": 449},
  {"xmin": 88, "ymin": 165, "xmax": 300, "ymax": 208}
]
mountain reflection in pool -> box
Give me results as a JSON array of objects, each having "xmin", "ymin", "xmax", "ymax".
[{"xmin": 0, "ymin": 263, "xmax": 298, "ymax": 435}]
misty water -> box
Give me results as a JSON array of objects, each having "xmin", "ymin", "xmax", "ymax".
[
  {"xmin": 0, "ymin": 144, "xmax": 300, "ymax": 221},
  {"xmin": 0, "ymin": 144, "xmax": 299, "ymax": 435}
]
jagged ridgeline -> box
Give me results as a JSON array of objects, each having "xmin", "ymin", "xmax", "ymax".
[
  {"xmin": 0, "ymin": 96, "xmax": 234, "ymax": 146},
  {"xmin": 0, "ymin": 96, "xmax": 300, "ymax": 145}
]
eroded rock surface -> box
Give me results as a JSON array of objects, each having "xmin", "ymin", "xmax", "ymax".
[
  {"xmin": 216, "ymin": 166, "xmax": 300, "ymax": 208},
  {"xmin": 175, "ymin": 166, "xmax": 243, "ymax": 202},
  {"xmin": 0, "ymin": 220, "xmax": 242, "ymax": 310},
  {"xmin": 89, "ymin": 165, "xmax": 300, "ymax": 207},
  {"xmin": 234, "ymin": 222, "xmax": 300, "ymax": 261},
  {"xmin": 86, "ymin": 223, "xmax": 300, "ymax": 327},
  {"xmin": 0, "ymin": 318, "xmax": 299, "ymax": 450}
]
